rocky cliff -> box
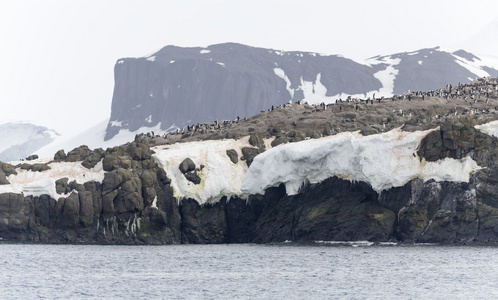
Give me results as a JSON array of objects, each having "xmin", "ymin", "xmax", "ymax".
[{"xmin": 2, "ymin": 78, "xmax": 498, "ymax": 245}]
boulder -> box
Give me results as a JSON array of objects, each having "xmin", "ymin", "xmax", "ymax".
[
  {"xmin": 82, "ymin": 149, "xmax": 105, "ymax": 169},
  {"xmin": 184, "ymin": 171, "xmax": 201, "ymax": 185},
  {"xmin": 127, "ymin": 140, "xmax": 152, "ymax": 161},
  {"xmin": 271, "ymin": 136, "xmax": 289, "ymax": 147},
  {"xmin": 53, "ymin": 149, "xmax": 67, "ymax": 161},
  {"xmin": 103, "ymin": 153, "xmax": 132, "ymax": 171},
  {"xmin": 225, "ymin": 149, "xmax": 238, "ymax": 164},
  {"xmin": 179, "ymin": 158, "xmax": 196, "ymax": 174},
  {"xmin": 16, "ymin": 163, "xmax": 51, "ymax": 172},
  {"xmin": 26, "ymin": 154, "xmax": 38, "ymax": 161},
  {"xmin": 322, "ymin": 123, "xmax": 333, "ymax": 136},
  {"xmin": 0, "ymin": 170, "xmax": 9, "ymax": 185},
  {"xmin": 66, "ymin": 145, "xmax": 94, "ymax": 162},
  {"xmin": 0, "ymin": 162, "xmax": 17, "ymax": 176},
  {"xmin": 241, "ymin": 147, "xmax": 263, "ymax": 167},
  {"xmin": 249, "ymin": 133, "xmax": 265, "ymax": 149},
  {"xmin": 55, "ymin": 178, "xmax": 71, "ymax": 194},
  {"xmin": 32, "ymin": 164, "xmax": 51, "ymax": 172}
]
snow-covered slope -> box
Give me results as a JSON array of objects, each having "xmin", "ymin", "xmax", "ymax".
[
  {"xmin": 35, "ymin": 119, "xmax": 169, "ymax": 160},
  {"xmin": 0, "ymin": 122, "xmax": 59, "ymax": 162},
  {"xmin": 366, "ymin": 47, "xmax": 498, "ymax": 95}
]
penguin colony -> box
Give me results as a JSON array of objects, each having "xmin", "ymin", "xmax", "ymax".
[{"xmin": 142, "ymin": 77, "xmax": 498, "ymax": 146}]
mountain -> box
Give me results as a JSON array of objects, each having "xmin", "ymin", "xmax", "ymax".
[
  {"xmin": 0, "ymin": 122, "xmax": 59, "ymax": 162},
  {"xmin": 367, "ymin": 47, "xmax": 498, "ymax": 95},
  {"xmin": 105, "ymin": 43, "xmax": 498, "ymax": 141}
]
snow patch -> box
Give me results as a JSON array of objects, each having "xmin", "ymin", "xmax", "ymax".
[
  {"xmin": 145, "ymin": 115, "xmax": 152, "ymax": 123},
  {"xmin": 242, "ymin": 128, "xmax": 481, "ymax": 196},
  {"xmin": 170, "ymin": 60, "xmax": 175, "ymax": 64},
  {"xmin": 475, "ymin": 121, "xmax": 498, "ymax": 137},
  {"xmin": 151, "ymin": 196, "xmax": 158, "ymax": 209},
  {"xmin": 418, "ymin": 61, "xmax": 423, "ymax": 65},
  {"xmin": 368, "ymin": 57, "xmax": 401, "ymax": 98},
  {"xmin": 153, "ymin": 137, "xmax": 252, "ymax": 204},
  {"xmin": 0, "ymin": 161, "xmax": 105, "ymax": 200},
  {"xmin": 298, "ymin": 73, "xmax": 337, "ymax": 105},
  {"xmin": 273, "ymin": 68, "xmax": 294, "ymax": 99},
  {"xmin": 109, "ymin": 120, "xmax": 122, "ymax": 127},
  {"xmin": 200, "ymin": 49, "xmax": 211, "ymax": 54},
  {"xmin": 146, "ymin": 56, "xmax": 156, "ymax": 62},
  {"xmin": 216, "ymin": 62, "xmax": 226, "ymax": 67},
  {"xmin": 117, "ymin": 60, "xmax": 124, "ymax": 64}
]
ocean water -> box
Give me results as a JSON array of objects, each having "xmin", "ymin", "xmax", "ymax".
[{"xmin": 1, "ymin": 243, "xmax": 498, "ymax": 299}]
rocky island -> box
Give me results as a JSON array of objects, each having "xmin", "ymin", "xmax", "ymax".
[{"xmin": 2, "ymin": 76, "xmax": 498, "ymax": 245}]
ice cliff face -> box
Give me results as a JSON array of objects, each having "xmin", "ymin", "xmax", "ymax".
[{"xmin": 106, "ymin": 43, "xmax": 498, "ymax": 141}]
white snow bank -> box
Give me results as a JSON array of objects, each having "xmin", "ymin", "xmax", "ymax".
[
  {"xmin": 153, "ymin": 137, "xmax": 252, "ymax": 205},
  {"xmin": 242, "ymin": 128, "xmax": 481, "ymax": 195},
  {"xmin": 475, "ymin": 120, "xmax": 498, "ymax": 137},
  {"xmin": 0, "ymin": 161, "xmax": 105, "ymax": 200}
]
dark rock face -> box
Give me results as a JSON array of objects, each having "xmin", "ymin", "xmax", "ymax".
[
  {"xmin": 418, "ymin": 116, "xmax": 497, "ymax": 166},
  {"xmin": 254, "ymin": 179, "xmax": 396, "ymax": 243},
  {"xmin": 2, "ymin": 117, "xmax": 498, "ymax": 245}
]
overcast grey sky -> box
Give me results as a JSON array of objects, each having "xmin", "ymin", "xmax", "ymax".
[{"xmin": 1, "ymin": 0, "xmax": 497, "ymax": 135}]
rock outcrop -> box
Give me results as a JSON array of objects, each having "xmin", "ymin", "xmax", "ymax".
[{"xmin": 2, "ymin": 114, "xmax": 498, "ymax": 245}]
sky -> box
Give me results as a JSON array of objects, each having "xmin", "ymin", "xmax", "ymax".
[{"xmin": 0, "ymin": 0, "xmax": 497, "ymax": 136}]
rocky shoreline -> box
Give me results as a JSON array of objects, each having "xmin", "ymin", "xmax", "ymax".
[{"xmin": 2, "ymin": 78, "xmax": 498, "ymax": 245}]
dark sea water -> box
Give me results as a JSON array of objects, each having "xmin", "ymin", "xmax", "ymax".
[{"xmin": 1, "ymin": 242, "xmax": 498, "ymax": 299}]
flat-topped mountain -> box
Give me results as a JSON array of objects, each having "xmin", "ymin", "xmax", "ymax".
[{"xmin": 106, "ymin": 43, "xmax": 498, "ymax": 141}]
